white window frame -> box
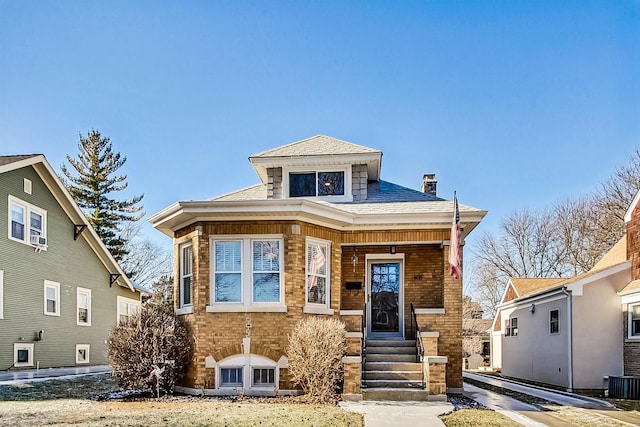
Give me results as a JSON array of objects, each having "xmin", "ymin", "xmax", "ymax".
[
  {"xmin": 0, "ymin": 270, "xmax": 4, "ymax": 319},
  {"xmin": 208, "ymin": 235, "xmax": 285, "ymax": 312},
  {"xmin": 117, "ymin": 296, "xmax": 140, "ymax": 323},
  {"xmin": 549, "ymin": 308, "xmax": 559, "ymax": 335},
  {"xmin": 8, "ymin": 195, "xmax": 47, "ymax": 249},
  {"xmin": 219, "ymin": 366, "xmax": 244, "ymax": 388},
  {"xmin": 44, "ymin": 280, "xmax": 60, "ymax": 316},
  {"xmin": 14, "ymin": 343, "xmax": 34, "ymax": 367},
  {"xmin": 179, "ymin": 242, "xmax": 193, "ymax": 309},
  {"xmin": 77, "ymin": 287, "xmax": 92, "ymax": 326},
  {"xmin": 217, "ymin": 354, "xmax": 279, "ymax": 392},
  {"xmin": 629, "ymin": 302, "xmax": 640, "ymax": 339},
  {"xmin": 305, "ymin": 238, "xmax": 331, "ymax": 311},
  {"xmin": 283, "ymin": 165, "xmax": 352, "ymax": 202},
  {"xmin": 76, "ymin": 344, "xmax": 90, "ymax": 364},
  {"xmin": 510, "ymin": 317, "xmax": 518, "ymax": 337},
  {"xmin": 252, "ymin": 367, "xmax": 276, "ymax": 387}
]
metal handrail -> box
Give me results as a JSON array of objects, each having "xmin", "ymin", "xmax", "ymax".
[
  {"xmin": 361, "ymin": 303, "xmax": 367, "ymax": 388},
  {"xmin": 410, "ymin": 302, "xmax": 426, "ymax": 389}
]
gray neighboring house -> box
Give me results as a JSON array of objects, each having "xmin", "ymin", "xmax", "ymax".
[
  {"xmin": 0, "ymin": 154, "xmax": 140, "ymax": 370},
  {"xmin": 490, "ymin": 237, "xmax": 630, "ymax": 392}
]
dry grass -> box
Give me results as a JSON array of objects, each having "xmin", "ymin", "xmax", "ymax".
[
  {"xmin": 0, "ymin": 373, "xmax": 362, "ymax": 426},
  {"xmin": 0, "ymin": 399, "xmax": 363, "ymax": 426},
  {"xmin": 439, "ymin": 409, "xmax": 520, "ymax": 426}
]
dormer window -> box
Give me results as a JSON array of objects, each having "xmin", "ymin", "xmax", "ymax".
[{"xmin": 289, "ymin": 171, "xmax": 345, "ymax": 198}]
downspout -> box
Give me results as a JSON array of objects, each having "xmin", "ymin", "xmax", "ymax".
[{"xmin": 561, "ymin": 286, "xmax": 573, "ymax": 392}]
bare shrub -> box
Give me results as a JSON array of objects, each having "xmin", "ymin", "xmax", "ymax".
[
  {"xmin": 108, "ymin": 303, "xmax": 193, "ymax": 397},
  {"xmin": 287, "ymin": 316, "xmax": 346, "ymax": 403}
]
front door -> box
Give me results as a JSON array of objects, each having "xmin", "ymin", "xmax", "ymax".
[{"xmin": 367, "ymin": 260, "xmax": 403, "ymax": 338}]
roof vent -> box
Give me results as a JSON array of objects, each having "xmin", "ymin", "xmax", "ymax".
[{"xmin": 421, "ymin": 174, "xmax": 437, "ymax": 196}]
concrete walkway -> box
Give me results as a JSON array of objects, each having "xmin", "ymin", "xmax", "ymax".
[
  {"xmin": 0, "ymin": 365, "xmax": 110, "ymax": 384},
  {"xmin": 464, "ymin": 371, "xmax": 613, "ymax": 409},
  {"xmin": 339, "ymin": 400, "xmax": 453, "ymax": 427}
]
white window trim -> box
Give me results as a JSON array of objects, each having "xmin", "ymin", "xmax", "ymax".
[
  {"xmin": 209, "ymin": 235, "xmax": 285, "ymax": 311},
  {"xmin": 217, "ymin": 354, "xmax": 279, "ymax": 392},
  {"xmin": 179, "ymin": 242, "xmax": 193, "ymax": 309},
  {"xmin": 44, "ymin": 280, "xmax": 60, "ymax": 316},
  {"xmin": 77, "ymin": 287, "xmax": 92, "ymax": 326},
  {"xmin": 8, "ymin": 195, "xmax": 47, "ymax": 249},
  {"xmin": 305, "ymin": 237, "xmax": 331, "ymax": 312},
  {"xmin": 14, "ymin": 343, "xmax": 34, "ymax": 367},
  {"xmin": 282, "ymin": 165, "xmax": 353, "ymax": 202},
  {"xmin": 117, "ymin": 295, "xmax": 141, "ymax": 323},
  {"xmin": 629, "ymin": 302, "xmax": 640, "ymax": 340},
  {"xmin": 0, "ymin": 270, "xmax": 4, "ymax": 319},
  {"xmin": 549, "ymin": 308, "xmax": 560, "ymax": 335},
  {"xmin": 76, "ymin": 344, "xmax": 90, "ymax": 364}
]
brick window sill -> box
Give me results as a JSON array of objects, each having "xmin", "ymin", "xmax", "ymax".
[
  {"xmin": 206, "ymin": 305, "xmax": 287, "ymax": 313},
  {"xmin": 303, "ymin": 305, "xmax": 335, "ymax": 315}
]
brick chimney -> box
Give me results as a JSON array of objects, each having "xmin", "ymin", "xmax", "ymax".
[{"xmin": 421, "ymin": 173, "xmax": 437, "ymax": 196}]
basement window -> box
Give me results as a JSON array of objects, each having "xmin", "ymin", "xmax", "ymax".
[{"xmin": 14, "ymin": 343, "xmax": 34, "ymax": 367}]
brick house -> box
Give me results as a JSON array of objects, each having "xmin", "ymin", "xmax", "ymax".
[
  {"xmin": 621, "ymin": 190, "xmax": 640, "ymax": 378},
  {"xmin": 149, "ymin": 135, "xmax": 486, "ymax": 400}
]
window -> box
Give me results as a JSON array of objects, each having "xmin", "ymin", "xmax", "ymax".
[
  {"xmin": 211, "ymin": 237, "xmax": 283, "ymax": 305},
  {"xmin": 77, "ymin": 288, "xmax": 91, "ymax": 326},
  {"xmin": 44, "ymin": 280, "xmax": 60, "ymax": 316},
  {"xmin": 550, "ymin": 309, "xmax": 559, "ymax": 334},
  {"xmin": 180, "ymin": 243, "xmax": 193, "ymax": 308},
  {"xmin": 306, "ymin": 239, "xmax": 330, "ymax": 306},
  {"xmin": 289, "ymin": 171, "xmax": 345, "ymax": 197},
  {"xmin": 8, "ymin": 195, "xmax": 47, "ymax": 247},
  {"xmin": 505, "ymin": 317, "xmax": 518, "ymax": 336},
  {"xmin": 630, "ymin": 303, "xmax": 640, "ymax": 338},
  {"xmin": 252, "ymin": 368, "xmax": 275, "ymax": 387},
  {"xmin": 220, "ymin": 367, "xmax": 243, "ymax": 387},
  {"xmin": 76, "ymin": 344, "xmax": 90, "ymax": 364},
  {"xmin": 14, "ymin": 343, "xmax": 34, "ymax": 367},
  {"xmin": 117, "ymin": 296, "xmax": 140, "ymax": 323}
]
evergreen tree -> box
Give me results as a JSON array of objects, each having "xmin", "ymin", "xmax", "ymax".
[{"xmin": 61, "ymin": 129, "xmax": 144, "ymax": 261}]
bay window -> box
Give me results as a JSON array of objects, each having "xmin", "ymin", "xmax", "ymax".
[{"xmin": 210, "ymin": 236, "xmax": 284, "ymax": 310}]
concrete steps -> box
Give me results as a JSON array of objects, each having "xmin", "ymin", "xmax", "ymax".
[{"xmin": 362, "ymin": 338, "xmax": 429, "ymax": 401}]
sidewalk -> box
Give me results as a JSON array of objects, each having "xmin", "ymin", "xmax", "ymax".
[
  {"xmin": 339, "ymin": 400, "xmax": 453, "ymax": 427},
  {"xmin": 463, "ymin": 371, "xmax": 612, "ymax": 409},
  {"xmin": 0, "ymin": 365, "xmax": 110, "ymax": 384}
]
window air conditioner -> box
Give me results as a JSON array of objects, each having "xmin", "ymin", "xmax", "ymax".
[{"xmin": 30, "ymin": 235, "xmax": 47, "ymax": 246}]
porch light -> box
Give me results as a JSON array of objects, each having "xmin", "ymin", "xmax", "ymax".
[
  {"xmin": 390, "ymin": 245, "xmax": 397, "ymax": 254},
  {"xmin": 352, "ymin": 248, "xmax": 358, "ymax": 272}
]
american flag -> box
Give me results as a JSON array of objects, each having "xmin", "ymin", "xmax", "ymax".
[{"xmin": 449, "ymin": 191, "xmax": 461, "ymax": 280}]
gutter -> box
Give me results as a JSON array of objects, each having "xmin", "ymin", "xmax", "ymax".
[{"xmin": 561, "ymin": 286, "xmax": 574, "ymax": 392}]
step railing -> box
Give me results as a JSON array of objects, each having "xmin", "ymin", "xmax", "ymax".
[
  {"xmin": 409, "ymin": 303, "xmax": 426, "ymax": 389},
  {"xmin": 361, "ymin": 302, "xmax": 367, "ymax": 388}
]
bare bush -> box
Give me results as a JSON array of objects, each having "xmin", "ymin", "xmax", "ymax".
[
  {"xmin": 286, "ymin": 316, "xmax": 346, "ymax": 403},
  {"xmin": 108, "ymin": 303, "xmax": 193, "ymax": 397}
]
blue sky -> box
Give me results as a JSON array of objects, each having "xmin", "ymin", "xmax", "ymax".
[{"xmin": 1, "ymin": 1, "xmax": 639, "ymax": 254}]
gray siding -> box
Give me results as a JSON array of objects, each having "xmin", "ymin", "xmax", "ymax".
[
  {"xmin": 352, "ymin": 164, "xmax": 368, "ymax": 201},
  {"xmin": 572, "ymin": 269, "xmax": 628, "ymax": 389},
  {"xmin": 501, "ymin": 298, "xmax": 570, "ymax": 388},
  {"xmin": 267, "ymin": 167, "xmax": 282, "ymax": 199},
  {"xmin": 0, "ymin": 165, "xmax": 139, "ymax": 370}
]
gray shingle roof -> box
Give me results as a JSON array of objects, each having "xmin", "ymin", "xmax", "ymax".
[
  {"xmin": 251, "ymin": 135, "xmax": 381, "ymax": 158},
  {"xmin": 0, "ymin": 155, "xmax": 41, "ymax": 167},
  {"xmin": 212, "ymin": 180, "xmax": 483, "ymax": 216}
]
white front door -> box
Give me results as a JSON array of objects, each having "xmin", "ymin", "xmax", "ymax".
[{"xmin": 367, "ymin": 257, "xmax": 404, "ymax": 338}]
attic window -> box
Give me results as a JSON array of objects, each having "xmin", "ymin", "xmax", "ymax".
[{"xmin": 289, "ymin": 171, "xmax": 344, "ymax": 197}]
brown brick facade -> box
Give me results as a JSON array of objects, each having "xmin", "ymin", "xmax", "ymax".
[{"xmin": 173, "ymin": 220, "xmax": 463, "ymax": 392}]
